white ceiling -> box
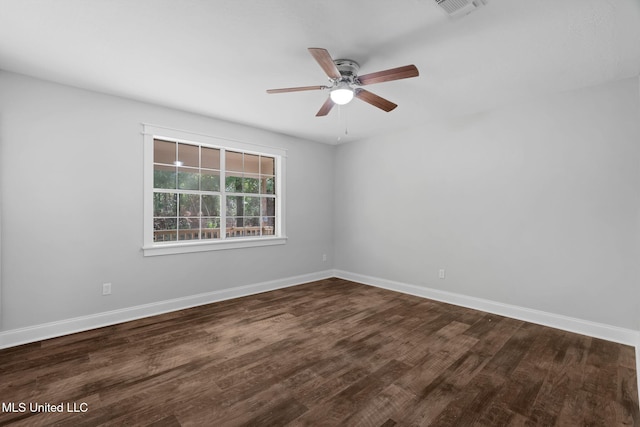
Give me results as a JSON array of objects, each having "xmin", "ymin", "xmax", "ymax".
[{"xmin": 1, "ymin": 0, "xmax": 639, "ymax": 145}]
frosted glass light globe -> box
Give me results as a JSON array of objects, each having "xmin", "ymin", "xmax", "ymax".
[{"xmin": 330, "ymin": 85, "xmax": 354, "ymax": 105}]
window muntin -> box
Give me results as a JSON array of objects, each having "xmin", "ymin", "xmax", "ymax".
[{"xmin": 143, "ymin": 124, "xmax": 286, "ymax": 255}]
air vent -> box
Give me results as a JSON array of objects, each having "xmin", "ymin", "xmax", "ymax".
[{"xmin": 436, "ymin": 0, "xmax": 487, "ymax": 17}]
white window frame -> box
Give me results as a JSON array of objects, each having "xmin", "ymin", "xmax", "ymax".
[{"xmin": 142, "ymin": 124, "xmax": 287, "ymax": 256}]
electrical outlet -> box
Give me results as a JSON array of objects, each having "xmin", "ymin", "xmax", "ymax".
[
  {"xmin": 322, "ymin": 253, "xmax": 327, "ymax": 262},
  {"xmin": 439, "ymin": 269, "xmax": 446, "ymax": 279},
  {"xmin": 102, "ymin": 282, "xmax": 112, "ymax": 295}
]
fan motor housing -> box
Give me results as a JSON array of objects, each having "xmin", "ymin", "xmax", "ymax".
[{"xmin": 334, "ymin": 59, "xmax": 360, "ymax": 78}]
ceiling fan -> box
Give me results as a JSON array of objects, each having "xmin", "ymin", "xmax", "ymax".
[{"xmin": 267, "ymin": 48, "xmax": 419, "ymax": 117}]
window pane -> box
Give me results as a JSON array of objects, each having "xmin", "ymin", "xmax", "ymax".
[
  {"xmin": 226, "ymin": 196, "xmax": 243, "ymax": 216},
  {"xmin": 201, "ymin": 217, "xmax": 221, "ymax": 240},
  {"xmin": 262, "ymin": 217, "xmax": 276, "ymax": 235},
  {"xmin": 201, "ymin": 171, "xmax": 220, "ymax": 192},
  {"xmin": 154, "ymin": 192, "xmax": 177, "ymax": 216},
  {"xmin": 154, "ymin": 164, "xmax": 176, "ymax": 189},
  {"xmin": 178, "ymin": 143, "xmax": 199, "ymax": 167},
  {"xmin": 227, "ymin": 217, "xmax": 244, "ymax": 238},
  {"xmin": 226, "ymin": 151, "xmax": 243, "ymax": 172},
  {"xmin": 178, "ymin": 217, "xmax": 200, "ymax": 236},
  {"xmin": 245, "ymin": 217, "xmax": 260, "ymax": 226},
  {"xmin": 154, "ymin": 218, "xmax": 177, "ymax": 242},
  {"xmin": 179, "ymin": 194, "xmax": 200, "ymax": 216},
  {"xmin": 243, "ymin": 174, "xmax": 260, "ymax": 193},
  {"xmin": 261, "ymin": 176, "xmax": 275, "ymax": 194},
  {"xmin": 245, "ymin": 154, "xmax": 260, "ymax": 174},
  {"xmin": 202, "ymin": 195, "xmax": 220, "ymax": 216},
  {"xmin": 261, "ymin": 197, "xmax": 275, "ymax": 217},
  {"xmin": 178, "ymin": 168, "xmax": 200, "ymax": 190},
  {"xmin": 178, "ymin": 228, "xmax": 200, "ymax": 241},
  {"xmin": 202, "ymin": 147, "xmax": 220, "ymax": 169},
  {"xmin": 154, "ymin": 217, "xmax": 177, "ymax": 231},
  {"xmin": 154, "ymin": 140, "xmax": 176, "ymax": 165},
  {"xmin": 202, "ymin": 217, "xmax": 220, "ymax": 229},
  {"xmin": 226, "ymin": 217, "xmax": 241, "ymax": 228},
  {"xmin": 245, "ymin": 218, "xmax": 260, "ymax": 236},
  {"xmin": 225, "ymin": 173, "xmax": 243, "ymax": 192},
  {"xmin": 261, "ymin": 156, "xmax": 274, "ymax": 175},
  {"xmin": 244, "ymin": 197, "xmax": 260, "ymax": 216}
]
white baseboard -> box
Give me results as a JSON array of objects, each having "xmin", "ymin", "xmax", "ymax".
[
  {"xmin": 0, "ymin": 270, "xmax": 334, "ymax": 350},
  {"xmin": 333, "ymin": 269, "xmax": 640, "ymax": 348}
]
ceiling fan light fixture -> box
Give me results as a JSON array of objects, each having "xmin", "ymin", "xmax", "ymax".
[
  {"xmin": 330, "ymin": 84, "xmax": 354, "ymax": 105},
  {"xmin": 266, "ymin": 48, "xmax": 419, "ymax": 116}
]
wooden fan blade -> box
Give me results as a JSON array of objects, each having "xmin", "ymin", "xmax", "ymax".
[
  {"xmin": 316, "ymin": 97, "xmax": 335, "ymax": 117},
  {"xmin": 355, "ymin": 89, "xmax": 397, "ymax": 112},
  {"xmin": 308, "ymin": 48, "xmax": 341, "ymax": 80},
  {"xmin": 266, "ymin": 85, "xmax": 326, "ymax": 94},
  {"xmin": 357, "ymin": 65, "xmax": 419, "ymax": 86}
]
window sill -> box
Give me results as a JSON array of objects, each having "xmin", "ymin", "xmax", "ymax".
[{"xmin": 142, "ymin": 236, "xmax": 287, "ymax": 257}]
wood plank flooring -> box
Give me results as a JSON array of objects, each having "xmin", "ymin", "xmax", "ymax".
[{"xmin": 0, "ymin": 278, "xmax": 638, "ymax": 426}]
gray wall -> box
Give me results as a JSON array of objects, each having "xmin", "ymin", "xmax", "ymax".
[
  {"xmin": 335, "ymin": 77, "xmax": 640, "ymax": 330},
  {"xmin": 0, "ymin": 72, "xmax": 334, "ymax": 330},
  {"xmin": 1, "ymin": 71, "xmax": 639, "ymax": 335}
]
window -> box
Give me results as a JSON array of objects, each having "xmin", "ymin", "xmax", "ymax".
[{"xmin": 143, "ymin": 124, "xmax": 286, "ymax": 256}]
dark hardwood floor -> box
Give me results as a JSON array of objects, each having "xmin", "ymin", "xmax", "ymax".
[{"xmin": 0, "ymin": 278, "xmax": 638, "ymax": 426}]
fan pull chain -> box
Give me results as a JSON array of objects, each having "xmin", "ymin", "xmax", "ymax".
[
  {"xmin": 336, "ymin": 105, "xmax": 349, "ymax": 142},
  {"xmin": 344, "ymin": 105, "xmax": 349, "ymax": 136},
  {"xmin": 337, "ymin": 105, "xmax": 343, "ymax": 142}
]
